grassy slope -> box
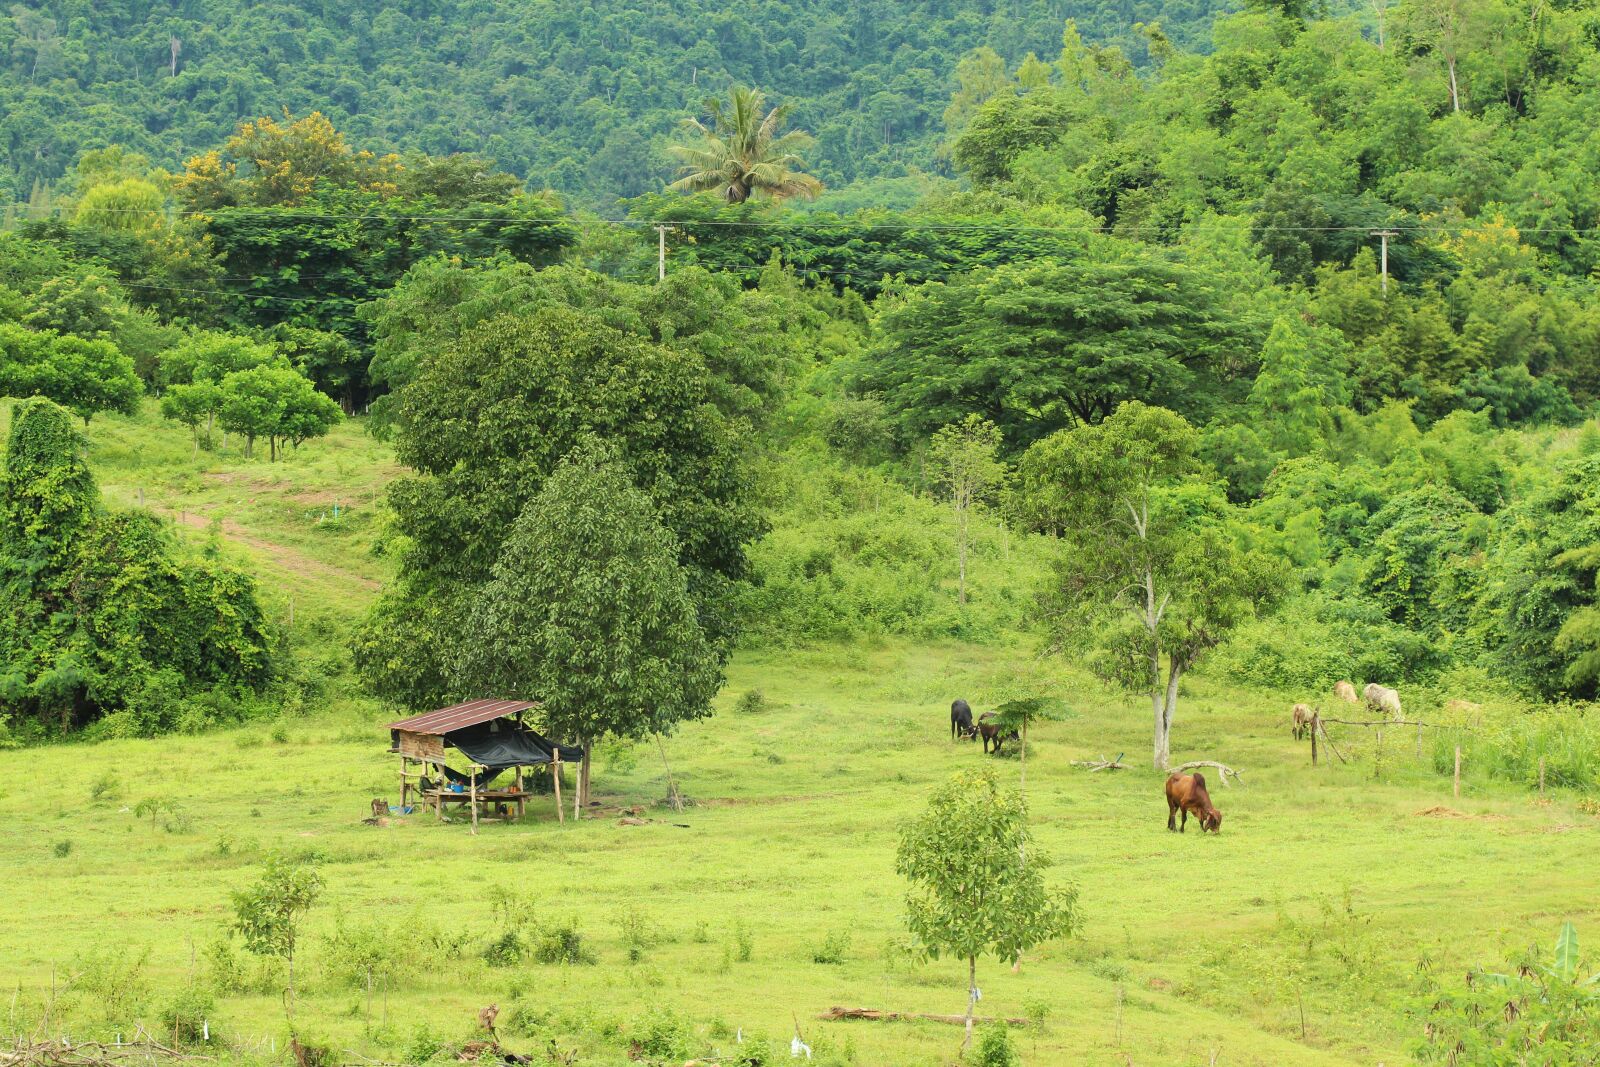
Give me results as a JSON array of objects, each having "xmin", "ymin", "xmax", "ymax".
[{"xmin": 2, "ymin": 402, "xmax": 1598, "ymax": 1065}]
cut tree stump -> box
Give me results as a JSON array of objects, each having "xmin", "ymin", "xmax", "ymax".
[{"xmin": 817, "ymin": 1007, "xmax": 1028, "ymax": 1026}]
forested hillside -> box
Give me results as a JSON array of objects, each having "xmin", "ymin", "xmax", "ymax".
[
  {"xmin": 8, "ymin": 1, "xmax": 1600, "ymax": 1062},
  {"xmin": 0, "ymin": 0, "xmax": 1234, "ymax": 209}
]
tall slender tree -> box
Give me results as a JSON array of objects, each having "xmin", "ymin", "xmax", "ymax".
[{"xmin": 928, "ymin": 415, "xmax": 1008, "ymax": 605}]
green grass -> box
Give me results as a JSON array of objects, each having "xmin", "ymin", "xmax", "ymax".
[
  {"xmin": 4, "ymin": 399, "xmax": 1600, "ymax": 1064},
  {"xmin": 5, "ymin": 644, "xmax": 1599, "ymax": 1065}
]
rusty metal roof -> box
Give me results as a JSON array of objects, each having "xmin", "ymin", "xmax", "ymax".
[{"xmin": 387, "ymin": 698, "xmax": 539, "ymax": 736}]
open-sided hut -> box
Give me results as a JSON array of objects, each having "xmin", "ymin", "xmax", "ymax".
[{"xmin": 387, "ymin": 699, "xmax": 583, "ymax": 830}]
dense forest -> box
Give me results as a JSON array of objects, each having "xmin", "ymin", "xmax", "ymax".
[
  {"xmin": 6, "ymin": 0, "xmax": 1600, "ymax": 743},
  {"xmin": 0, "ymin": 0, "xmax": 1239, "ymax": 209}
]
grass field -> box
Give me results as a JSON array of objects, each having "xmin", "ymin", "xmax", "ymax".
[{"xmin": 4, "ymin": 402, "xmax": 1599, "ymax": 1065}]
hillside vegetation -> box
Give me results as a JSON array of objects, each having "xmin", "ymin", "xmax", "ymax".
[
  {"xmin": 0, "ymin": 0, "xmax": 1232, "ymax": 209},
  {"xmin": 6, "ymin": 0, "xmax": 1600, "ymax": 1062}
]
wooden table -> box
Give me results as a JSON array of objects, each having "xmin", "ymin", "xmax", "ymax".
[{"xmin": 422, "ymin": 787, "xmax": 534, "ymax": 829}]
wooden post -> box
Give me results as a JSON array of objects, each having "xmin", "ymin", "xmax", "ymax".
[
  {"xmin": 1538, "ymin": 756, "xmax": 1546, "ymax": 797},
  {"xmin": 1416, "ymin": 721, "xmax": 1423, "ymax": 760},
  {"xmin": 399, "ymin": 756, "xmax": 407, "ymax": 813},
  {"xmin": 435, "ymin": 762, "xmax": 444, "ymax": 821},
  {"xmin": 514, "ymin": 765, "xmax": 525, "ymax": 820},
  {"xmin": 1453, "ymin": 746, "xmax": 1462, "ymax": 800},
  {"xmin": 469, "ymin": 766, "xmax": 479, "ymax": 836},
  {"xmin": 1310, "ymin": 714, "xmax": 1319, "ymax": 766},
  {"xmin": 552, "ymin": 752, "xmax": 564, "ymax": 824}
]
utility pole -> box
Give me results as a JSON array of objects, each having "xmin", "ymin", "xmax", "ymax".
[
  {"xmin": 656, "ymin": 225, "xmax": 671, "ymax": 282},
  {"xmin": 1370, "ymin": 229, "xmax": 1398, "ymax": 296}
]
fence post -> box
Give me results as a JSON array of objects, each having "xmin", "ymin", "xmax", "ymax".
[
  {"xmin": 1453, "ymin": 746, "xmax": 1462, "ymax": 800},
  {"xmin": 1539, "ymin": 756, "xmax": 1546, "ymax": 797}
]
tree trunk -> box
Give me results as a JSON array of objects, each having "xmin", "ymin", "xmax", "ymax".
[
  {"xmin": 963, "ymin": 955, "xmax": 978, "ymax": 1053},
  {"xmin": 656, "ymin": 733, "xmax": 682, "ymax": 812},
  {"xmin": 1150, "ymin": 647, "xmax": 1167, "ymax": 771},
  {"xmin": 1447, "ymin": 56, "xmax": 1460, "ymax": 112},
  {"xmin": 1018, "ymin": 718, "xmax": 1027, "ymax": 794},
  {"xmin": 1160, "ymin": 663, "xmax": 1182, "ymax": 770},
  {"xmin": 956, "ymin": 518, "xmax": 968, "ymax": 605}
]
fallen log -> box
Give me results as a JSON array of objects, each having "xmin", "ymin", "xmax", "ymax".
[
  {"xmin": 1169, "ymin": 760, "xmax": 1243, "ymax": 786},
  {"xmin": 817, "ymin": 1007, "xmax": 1028, "ymax": 1026},
  {"xmin": 1070, "ymin": 753, "xmax": 1126, "ymax": 772}
]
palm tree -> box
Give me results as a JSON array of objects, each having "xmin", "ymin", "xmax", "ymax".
[{"xmin": 667, "ymin": 86, "xmax": 824, "ymax": 204}]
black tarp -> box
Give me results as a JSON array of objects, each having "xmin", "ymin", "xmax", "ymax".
[{"xmin": 444, "ymin": 720, "xmax": 584, "ymax": 769}]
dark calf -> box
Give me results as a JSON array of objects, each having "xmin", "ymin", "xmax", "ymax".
[
  {"xmin": 950, "ymin": 699, "xmax": 976, "ymax": 741},
  {"xmin": 976, "ymin": 712, "xmax": 1019, "ymax": 755}
]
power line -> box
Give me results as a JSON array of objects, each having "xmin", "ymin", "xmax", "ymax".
[{"xmin": 24, "ymin": 203, "xmax": 1600, "ymax": 234}]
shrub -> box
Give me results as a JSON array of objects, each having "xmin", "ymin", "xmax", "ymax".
[
  {"xmin": 731, "ymin": 921, "xmax": 753, "ymax": 963},
  {"xmin": 404, "ymin": 1025, "xmax": 445, "ymax": 1065},
  {"xmin": 203, "ymin": 937, "xmax": 248, "ymax": 995},
  {"xmin": 811, "ymin": 930, "xmax": 851, "ymax": 965},
  {"xmin": 1443, "ymin": 708, "xmax": 1600, "ymax": 791},
  {"xmin": 531, "ymin": 919, "xmax": 594, "ymax": 965},
  {"xmin": 631, "ymin": 1005, "xmax": 693, "ymax": 1060},
  {"xmin": 158, "ymin": 984, "xmax": 214, "ymax": 1045},
  {"xmin": 1412, "ymin": 923, "xmax": 1600, "ymax": 1063},
  {"xmin": 734, "ymin": 689, "xmax": 766, "ymax": 714},
  {"xmin": 323, "ymin": 916, "xmax": 418, "ymax": 987},
  {"xmin": 70, "ymin": 948, "xmax": 151, "ymax": 1026},
  {"xmin": 482, "ymin": 930, "xmax": 525, "ymax": 968},
  {"xmin": 1212, "ymin": 593, "xmax": 1439, "ymax": 689},
  {"xmin": 617, "ymin": 908, "xmax": 665, "ymax": 964},
  {"xmin": 972, "ymin": 1024, "xmax": 1019, "ymax": 1067},
  {"xmin": 52, "ymin": 839, "xmax": 72, "ymax": 858},
  {"xmin": 89, "ymin": 771, "xmax": 121, "ymax": 803}
]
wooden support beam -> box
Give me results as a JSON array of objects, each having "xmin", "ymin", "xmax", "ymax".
[{"xmin": 552, "ymin": 752, "xmax": 564, "ymax": 824}]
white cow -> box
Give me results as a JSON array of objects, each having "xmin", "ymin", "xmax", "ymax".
[{"xmin": 1364, "ymin": 683, "xmax": 1402, "ymax": 720}]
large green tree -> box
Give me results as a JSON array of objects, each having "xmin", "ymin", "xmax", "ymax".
[
  {"xmin": 863, "ymin": 251, "xmax": 1251, "ymax": 451},
  {"xmin": 1017, "ymin": 402, "xmax": 1287, "ymax": 769},
  {"xmin": 354, "ymin": 279, "xmax": 765, "ymax": 711},
  {"xmin": 457, "ymin": 446, "xmax": 721, "ymax": 810},
  {"xmin": 0, "ymin": 323, "xmax": 141, "ymax": 425}
]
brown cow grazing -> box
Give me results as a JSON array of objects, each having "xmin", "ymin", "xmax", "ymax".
[
  {"xmin": 1165, "ymin": 772, "xmax": 1222, "ymax": 833},
  {"xmin": 1333, "ymin": 680, "xmax": 1358, "ymax": 704},
  {"xmin": 976, "ymin": 712, "xmax": 1018, "ymax": 755},
  {"xmin": 1364, "ymin": 683, "xmax": 1402, "ymax": 720},
  {"xmin": 1291, "ymin": 703, "xmax": 1315, "ymax": 740}
]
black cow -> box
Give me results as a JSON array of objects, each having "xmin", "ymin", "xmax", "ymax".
[{"xmin": 950, "ymin": 699, "xmax": 976, "ymax": 741}]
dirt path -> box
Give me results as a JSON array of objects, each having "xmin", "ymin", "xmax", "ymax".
[{"xmin": 166, "ymin": 508, "xmax": 382, "ymax": 592}]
